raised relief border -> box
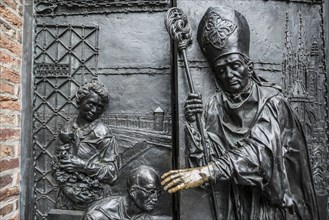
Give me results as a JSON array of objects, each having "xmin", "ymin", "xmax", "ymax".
[
  {"xmin": 265, "ymin": 0, "xmax": 322, "ymax": 3},
  {"xmin": 34, "ymin": 0, "xmax": 170, "ymax": 16}
]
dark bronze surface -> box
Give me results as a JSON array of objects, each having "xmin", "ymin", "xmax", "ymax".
[
  {"xmin": 20, "ymin": 0, "xmax": 328, "ymax": 219},
  {"xmin": 173, "ymin": 2, "xmax": 328, "ymax": 220},
  {"xmin": 162, "ymin": 6, "xmax": 319, "ymax": 220},
  {"xmin": 34, "ymin": 0, "xmax": 170, "ymax": 15},
  {"xmin": 165, "ymin": 8, "xmax": 219, "ymax": 220},
  {"xmin": 52, "ymin": 81, "xmax": 119, "ymax": 209},
  {"xmin": 30, "ymin": 4, "xmax": 173, "ymax": 219}
]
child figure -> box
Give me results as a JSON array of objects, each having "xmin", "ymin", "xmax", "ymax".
[{"xmin": 57, "ymin": 130, "xmax": 75, "ymax": 160}]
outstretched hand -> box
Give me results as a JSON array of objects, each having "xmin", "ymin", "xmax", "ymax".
[{"xmin": 161, "ymin": 166, "xmax": 211, "ymax": 193}]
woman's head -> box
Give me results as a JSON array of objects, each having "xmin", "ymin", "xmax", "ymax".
[{"xmin": 76, "ymin": 81, "xmax": 109, "ymax": 121}]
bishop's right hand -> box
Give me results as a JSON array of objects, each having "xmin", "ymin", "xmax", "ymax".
[
  {"xmin": 161, "ymin": 165, "xmax": 211, "ymax": 193},
  {"xmin": 184, "ymin": 93, "xmax": 203, "ymax": 122}
]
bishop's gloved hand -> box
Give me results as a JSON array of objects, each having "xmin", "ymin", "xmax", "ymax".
[
  {"xmin": 184, "ymin": 93, "xmax": 203, "ymax": 123},
  {"xmin": 161, "ymin": 164, "xmax": 214, "ymax": 193}
]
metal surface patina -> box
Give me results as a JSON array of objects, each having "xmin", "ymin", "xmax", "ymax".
[
  {"xmin": 162, "ymin": 6, "xmax": 319, "ymax": 219},
  {"xmin": 20, "ymin": 0, "xmax": 328, "ymax": 219}
]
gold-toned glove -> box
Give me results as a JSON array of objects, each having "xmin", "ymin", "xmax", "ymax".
[{"xmin": 161, "ymin": 164, "xmax": 214, "ymax": 193}]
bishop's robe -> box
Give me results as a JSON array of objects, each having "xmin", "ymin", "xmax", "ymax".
[{"xmin": 186, "ymin": 80, "xmax": 319, "ymax": 220}]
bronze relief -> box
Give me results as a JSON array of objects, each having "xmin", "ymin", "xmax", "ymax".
[{"xmin": 21, "ymin": 0, "xmax": 328, "ymax": 219}]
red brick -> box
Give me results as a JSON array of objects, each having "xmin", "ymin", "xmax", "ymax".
[
  {"xmin": 0, "ymin": 33, "xmax": 21, "ymax": 55},
  {"xmin": 0, "ymin": 175, "xmax": 13, "ymax": 188},
  {"xmin": 0, "ymin": 18, "xmax": 16, "ymax": 39},
  {"xmin": 0, "ymin": 113, "xmax": 16, "ymax": 125},
  {"xmin": 2, "ymin": 0, "xmax": 18, "ymax": 11},
  {"xmin": 9, "ymin": 213, "xmax": 19, "ymax": 220},
  {"xmin": 0, "ymin": 158, "xmax": 19, "ymax": 172},
  {"xmin": 0, "ymin": 51, "xmax": 21, "ymax": 69},
  {"xmin": 0, "ymin": 5, "xmax": 22, "ymax": 27},
  {"xmin": 0, "ymin": 144, "xmax": 15, "ymax": 158},
  {"xmin": 0, "ymin": 98, "xmax": 20, "ymax": 111},
  {"xmin": 0, "ymin": 95, "xmax": 17, "ymax": 102},
  {"xmin": 0, "ymin": 203, "xmax": 13, "ymax": 216},
  {"xmin": 0, "ymin": 81, "xmax": 15, "ymax": 94},
  {"xmin": 0, "ymin": 187, "xmax": 19, "ymax": 201},
  {"xmin": 0, "ymin": 66, "xmax": 21, "ymax": 83},
  {"xmin": 0, "ymin": 2, "xmax": 21, "ymax": 219},
  {"xmin": 0, "ymin": 128, "xmax": 19, "ymax": 140},
  {"xmin": 0, "ymin": 129, "xmax": 20, "ymax": 141}
]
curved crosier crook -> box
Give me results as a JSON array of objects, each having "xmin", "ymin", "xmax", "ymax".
[{"xmin": 164, "ymin": 7, "xmax": 220, "ymax": 220}]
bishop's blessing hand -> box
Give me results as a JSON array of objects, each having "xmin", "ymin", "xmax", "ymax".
[{"xmin": 161, "ymin": 166, "xmax": 211, "ymax": 193}]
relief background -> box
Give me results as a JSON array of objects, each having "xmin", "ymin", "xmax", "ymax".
[{"xmin": 31, "ymin": 2, "xmax": 173, "ymax": 218}]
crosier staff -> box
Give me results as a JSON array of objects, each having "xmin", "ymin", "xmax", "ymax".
[{"xmin": 163, "ymin": 7, "xmax": 219, "ymax": 220}]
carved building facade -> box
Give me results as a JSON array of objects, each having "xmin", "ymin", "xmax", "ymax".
[{"xmin": 282, "ymin": 12, "xmax": 328, "ymax": 196}]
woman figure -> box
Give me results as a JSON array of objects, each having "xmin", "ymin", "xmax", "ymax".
[{"xmin": 54, "ymin": 80, "xmax": 120, "ymax": 210}]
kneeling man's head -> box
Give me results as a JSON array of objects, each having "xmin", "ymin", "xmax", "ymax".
[{"xmin": 127, "ymin": 165, "xmax": 161, "ymax": 212}]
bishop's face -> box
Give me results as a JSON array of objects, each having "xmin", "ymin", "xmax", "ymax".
[{"xmin": 213, "ymin": 53, "xmax": 251, "ymax": 94}]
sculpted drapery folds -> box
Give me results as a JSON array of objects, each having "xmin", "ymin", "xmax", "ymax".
[
  {"xmin": 161, "ymin": 6, "xmax": 319, "ymax": 220},
  {"xmin": 53, "ymin": 81, "xmax": 120, "ymax": 210}
]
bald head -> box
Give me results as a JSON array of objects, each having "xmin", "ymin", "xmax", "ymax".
[
  {"xmin": 127, "ymin": 165, "xmax": 160, "ymax": 189},
  {"xmin": 127, "ymin": 165, "xmax": 161, "ymax": 212}
]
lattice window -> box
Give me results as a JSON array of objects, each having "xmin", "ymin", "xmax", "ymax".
[{"xmin": 32, "ymin": 24, "xmax": 99, "ymax": 219}]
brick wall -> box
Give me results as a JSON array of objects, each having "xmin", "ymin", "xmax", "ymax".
[{"xmin": 0, "ymin": 0, "xmax": 22, "ymax": 220}]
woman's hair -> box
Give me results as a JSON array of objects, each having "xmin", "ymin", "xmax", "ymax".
[{"xmin": 76, "ymin": 80, "xmax": 109, "ymax": 106}]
